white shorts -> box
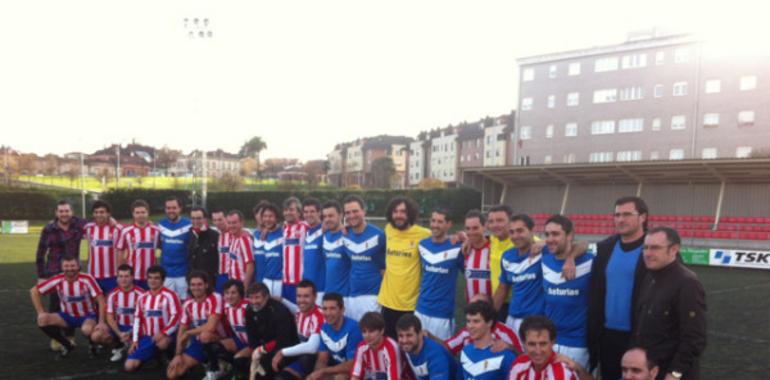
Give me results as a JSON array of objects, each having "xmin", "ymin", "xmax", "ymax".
[
  {"xmin": 415, "ymin": 311, "xmax": 454, "ymax": 340},
  {"xmin": 263, "ymin": 278, "xmax": 283, "ymax": 298},
  {"xmin": 346, "ymin": 295, "xmax": 381, "ymax": 321},
  {"xmin": 164, "ymin": 277, "xmax": 188, "ymax": 299},
  {"xmin": 505, "ymin": 316, "xmax": 524, "ymax": 339},
  {"xmin": 554, "ymin": 344, "xmax": 589, "ymax": 370},
  {"xmin": 343, "ymin": 297, "xmax": 355, "ymax": 319},
  {"xmin": 315, "ymin": 292, "xmax": 325, "ymax": 307}
]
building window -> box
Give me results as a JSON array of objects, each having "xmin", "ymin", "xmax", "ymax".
[
  {"xmin": 654, "ymin": 84, "xmax": 664, "ymax": 98},
  {"xmin": 738, "ymin": 110, "xmax": 755, "ymax": 126},
  {"xmin": 671, "ymin": 115, "xmax": 687, "ymax": 130},
  {"xmin": 521, "ymin": 97, "xmax": 533, "ymax": 111},
  {"xmin": 674, "ymin": 48, "xmax": 689, "ymax": 63},
  {"xmin": 594, "ymin": 57, "xmax": 619, "ymax": 72},
  {"xmin": 565, "ymin": 122, "xmax": 578, "ymax": 137},
  {"xmin": 617, "ymin": 150, "xmax": 642, "ymax": 162},
  {"xmin": 566, "ymin": 92, "xmax": 579, "ymax": 106},
  {"xmin": 549, "ymin": 65, "xmax": 557, "ymax": 78},
  {"xmin": 620, "ymin": 86, "xmax": 644, "ymax": 101},
  {"xmin": 669, "ymin": 149, "xmax": 685, "ymax": 160},
  {"xmin": 618, "ymin": 118, "xmax": 644, "ymax": 133},
  {"xmin": 522, "ymin": 68, "xmax": 535, "ymax": 82},
  {"xmin": 545, "ymin": 125, "xmax": 554, "ymax": 138},
  {"xmin": 736, "ymin": 146, "xmax": 753, "ymax": 158},
  {"xmin": 652, "ymin": 118, "xmax": 661, "ymax": 131},
  {"xmin": 673, "ymin": 82, "xmax": 688, "ymax": 96},
  {"xmin": 593, "ymin": 89, "xmax": 618, "ymax": 103},
  {"xmin": 547, "ymin": 95, "xmax": 555, "ymax": 108},
  {"xmin": 520, "ymin": 126, "xmax": 532, "ymax": 140},
  {"xmin": 544, "ymin": 155, "xmax": 552, "ymax": 164},
  {"xmin": 563, "ymin": 153, "xmax": 576, "ymax": 163},
  {"xmin": 568, "ymin": 62, "xmax": 581, "ymax": 76},
  {"xmin": 589, "ymin": 152, "xmax": 614, "ymax": 163},
  {"xmin": 591, "ymin": 120, "xmax": 616, "ymax": 135},
  {"xmin": 655, "ymin": 51, "xmax": 665, "ymax": 65},
  {"xmin": 740, "ymin": 75, "xmax": 757, "ymax": 90},
  {"xmin": 621, "ymin": 53, "xmax": 647, "ymax": 69},
  {"xmin": 702, "ymin": 148, "xmax": 718, "ymax": 159},
  {"xmin": 650, "ymin": 151, "xmax": 660, "ymax": 160},
  {"xmin": 703, "ymin": 113, "xmax": 720, "ymax": 127},
  {"xmin": 705, "ymin": 79, "xmax": 721, "ymax": 94}
]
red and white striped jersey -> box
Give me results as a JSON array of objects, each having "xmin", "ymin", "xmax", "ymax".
[
  {"xmin": 181, "ymin": 293, "xmax": 223, "ymax": 328},
  {"xmin": 107, "ymin": 286, "xmax": 144, "ymax": 327},
  {"xmin": 224, "ymin": 299, "xmax": 250, "ymax": 344},
  {"xmin": 37, "ymin": 273, "xmax": 102, "ymax": 318},
  {"xmin": 508, "ymin": 353, "xmax": 577, "ymax": 380},
  {"xmin": 350, "ymin": 336, "xmax": 402, "ymax": 380},
  {"xmin": 296, "ymin": 305, "xmax": 324, "ymax": 339},
  {"xmin": 282, "ymin": 221, "xmax": 308, "ymax": 285},
  {"xmin": 132, "ymin": 287, "xmax": 181, "ymax": 342},
  {"xmin": 84, "ymin": 222, "xmax": 123, "ymax": 279},
  {"xmin": 118, "ymin": 224, "xmax": 160, "ymax": 281},
  {"xmin": 217, "ymin": 231, "xmax": 232, "ymax": 275},
  {"xmin": 445, "ymin": 321, "xmax": 523, "ymax": 355},
  {"xmin": 464, "ymin": 242, "xmax": 492, "ymax": 301},
  {"xmin": 226, "ymin": 233, "xmax": 254, "ymax": 281}
]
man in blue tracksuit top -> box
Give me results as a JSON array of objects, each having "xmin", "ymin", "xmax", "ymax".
[
  {"xmin": 158, "ymin": 196, "xmax": 192, "ymax": 298},
  {"xmin": 301, "ymin": 198, "xmax": 325, "ymax": 304},
  {"xmin": 397, "ymin": 314, "xmax": 462, "ymax": 380}
]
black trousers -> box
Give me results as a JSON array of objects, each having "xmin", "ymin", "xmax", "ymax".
[
  {"xmin": 600, "ymin": 328, "xmax": 631, "ymax": 380},
  {"xmin": 497, "ymin": 303, "xmax": 509, "ymax": 322},
  {"xmin": 382, "ymin": 306, "xmax": 413, "ymax": 339}
]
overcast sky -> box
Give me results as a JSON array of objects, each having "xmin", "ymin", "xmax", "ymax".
[{"xmin": 0, "ymin": 0, "xmax": 763, "ymax": 161}]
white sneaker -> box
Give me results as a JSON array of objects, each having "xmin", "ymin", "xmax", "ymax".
[
  {"xmin": 50, "ymin": 339, "xmax": 61, "ymax": 352},
  {"xmin": 110, "ymin": 348, "xmax": 124, "ymax": 362},
  {"xmin": 202, "ymin": 370, "xmax": 222, "ymax": 380}
]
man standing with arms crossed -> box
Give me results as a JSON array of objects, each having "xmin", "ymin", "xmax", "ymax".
[
  {"xmin": 321, "ymin": 201, "xmax": 352, "ymax": 317},
  {"xmin": 588, "ymin": 196, "xmax": 649, "ymax": 380},
  {"xmin": 226, "ymin": 210, "xmax": 255, "ymax": 288},
  {"xmin": 84, "ymin": 200, "xmax": 123, "ymax": 295},
  {"xmin": 282, "ymin": 197, "xmax": 309, "ymax": 308},
  {"xmin": 302, "ymin": 198, "xmax": 326, "ymax": 304},
  {"xmin": 117, "ymin": 200, "xmax": 160, "ymax": 290},
  {"xmin": 158, "ymin": 196, "xmax": 193, "ymax": 298}
]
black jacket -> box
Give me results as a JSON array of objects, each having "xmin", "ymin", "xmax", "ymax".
[
  {"xmin": 587, "ymin": 234, "xmax": 647, "ymax": 371},
  {"xmin": 245, "ymin": 298, "xmax": 299, "ymax": 352},
  {"xmin": 632, "ymin": 260, "xmax": 707, "ymax": 380},
  {"xmin": 188, "ymin": 227, "xmax": 220, "ymax": 282}
]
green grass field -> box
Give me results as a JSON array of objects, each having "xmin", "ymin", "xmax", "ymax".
[
  {"xmin": 1, "ymin": 232, "xmax": 768, "ymax": 379},
  {"xmin": 17, "ymin": 175, "xmax": 281, "ymax": 192}
]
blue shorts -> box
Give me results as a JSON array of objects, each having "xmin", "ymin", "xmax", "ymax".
[
  {"xmin": 58, "ymin": 312, "xmax": 96, "ymax": 328},
  {"xmin": 215, "ymin": 274, "xmax": 229, "ymax": 293},
  {"xmin": 282, "ymin": 284, "xmax": 297, "ymax": 304},
  {"xmin": 135, "ymin": 280, "xmax": 149, "ymax": 290},
  {"xmin": 283, "ymin": 354, "xmax": 316, "ymax": 377},
  {"xmin": 183, "ymin": 337, "xmax": 205, "ymax": 363},
  {"xmin": 233, "ymin": 336, "xmax": 248, "ymax": 351},
  {"xmin": 109, "ymin": 324, "xmax": 132, "ymax": 340},
  {"xmin": 97, "ymin": 277, "xmax": 117, "ymax": 294},
  {"xmin": 128, "ymin": 335, "xmax": 169, "ymax": 362}
]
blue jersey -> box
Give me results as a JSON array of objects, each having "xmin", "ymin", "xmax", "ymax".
[
  {"xmin": 319, "ymin": 317, "xmax": 363, "ymax": 365},
  {"xmin": 261, "ymin": 228, "xmax": 284, "ymax": 280},
  {"xmin": 344, "ymin": 224, "xmax": 386, "ymax": 297},
  {"xmin": 415, "ymin": 238, "xmax": 463, "ymax": 319},
  {"xmin": 158, "ymin": 218, "xmax": 192, "ymax": 278},
  {"xmin": 407, "ymin": 337, "xmax": 462, "ymax": 380},
  {"xmin": 542, "ymin": 248, "xmax": 593, "ymax": 348},
  {"xmin": 499, "ymin": 248, "xmax": 545, "ymax": 319},
  {"xmin": 460, "ymin": 343, "xmax": 516, "ymax": 380},
  {"xmin": 323, "ymin": 230, "xmax": 350, "ymax": 296},
  {"xmin": 252, "ymin": 229, "xmax": 266, "ymax": 283},
  {"xmin": 302, "ymin": 224, "xmax": 325, "ymax": 290}
]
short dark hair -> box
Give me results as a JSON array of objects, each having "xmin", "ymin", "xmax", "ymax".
[
  {"xmin": 359, "ymin": 311, "xmax": 386, "ymax": 332},
  {"xmin": 396, "ymin": 313, "xmax": 422, "ymax": 333},
  {"xmin": 91, "ymin": 200, "xmax": 112, "ymax": 213},
  {"xmin": 385, "ymin": 196, "xmax": 418, "ymax": 227},
  {"xmin": 297, "ymin": 279, "xmax": 317, "ymax": 295},
  {"xmin": 511, "ymin": 214, "xmax": 535, "ymax": 230},
  {"xmin": 519, "ymin": 315, "xmax": 557, "ymax": 342},
  {"xmin": 488, "ymin": 204, "xmax": 513, "ymax": 219},
  {"xmin": 615, "ymin": 196, "xmax": 650, "ymax": 231},
  {"xmin": 223, "ymin": 279, "xmax": 244, "ymax": 298},
  {"xmin": 322, "ymin": 292, "xmax": 344, "ymax": 309},
  {"xmin": 165, "ymin": 196, "xmax": 182, "ymax": 208},
  {"xmin": 625, "ymin": 346, "xmax": 658, "ymax": 370},
  {"xmin": 146, "ymin": 265, "xmax": 166, "ymax": 280},
  {"xmin": 465, "ymin": 300, "xmax": 496, "ymax": 323},
  {"xmin": 227, "ymin": 209, "xmax": 244, "ymax": 221},
  {"xmin": 545, "ymin": 214, "xmax": 573, "ymax": 235},
  {"xmin": 210, "ymin": 208, "xmax": 226, "ymax": 217},
  {"xmin": 431, "ymin": 206, "xmax": 451, "ymax": 221},
  {"xmin": 246, "ymin": 282, "xmax": 270, "ymax": 297},
  {"xmin": 303, "ymin": 197, "xmax": 321, "ymax": 212},
  {"xmin": 322, "ymin": 200, "xmax": 342, "ymax": 215},
  {"xmin": 283, "ymin": 196, "xmax": 302, "ymax": 211},
  {"xmin": 647, "ymin": 226, "xmax": 681, "ymax": 246},
  {"xmin": 464, "ymin": 209, "xmax": 486, "ymax": 225},
  {"xmin": 56, "ymin": 200, "xmax": 72, "ymax": 209},
  {"xmin": 131, "ymin": 199, "xmax": 150, "ymax": 213},
  {"xmin": 190, "ymin": 206, "xmax": 208, "ymax": 218},
  {"xmin": 342, "ymin": 195, "xmax": 365, "ymax": 210},
  {"xmin": 117, "ymin": 264, "xmax": 134, "ymax": 276},
  {"xmin": 187, "ymin": 270, "xmax": 212, "ymax": 295},
  {"xmin": 61, "ymin": 254, "xmax": 79, "ymax": 263}
]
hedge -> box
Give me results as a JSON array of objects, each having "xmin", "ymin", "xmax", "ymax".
[{"xmin": 0, "ymin": 189, "xmax": 88, "ymax": 220}]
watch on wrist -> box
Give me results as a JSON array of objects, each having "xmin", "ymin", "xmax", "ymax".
[{"xmin": 670, "ymin": 371, "xmax": 683, "ymax": 379}]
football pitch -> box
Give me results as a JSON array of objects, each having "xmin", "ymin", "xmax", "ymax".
[{"xmin": 1, "ymin": 233, "xmax": 768, "ymax": 380}]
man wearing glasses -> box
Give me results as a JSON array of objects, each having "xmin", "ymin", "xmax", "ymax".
[{"xmin": 587, "ymin": 196, "xmax": 649, "ymax": 380}]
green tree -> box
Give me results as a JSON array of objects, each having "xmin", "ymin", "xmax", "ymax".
[
  {"xmin": 238, "ymin": 136, "xmax": 267, "ymax": 178},
  {"xmin": 370, "ymin": 157, "xmax": 396, "ymax": 189}
]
